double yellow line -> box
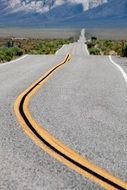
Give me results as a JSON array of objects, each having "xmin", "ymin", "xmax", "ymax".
[{"xmin": 14, "ymin": 55, "xmax": 127, "ymax": 190}]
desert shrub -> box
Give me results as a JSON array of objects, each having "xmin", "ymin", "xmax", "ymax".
[
  {"xmin": 0, "ymin": 47, "xmax": 23, "ymax": 62},
  {"xmin": 122, "ymin": 44, "xmax": 127, "ymax": 57},
  {"xmin": 0, "ymin": 38, "xmax": 74, "ymax": 62},
  {"xmin": 87, "ymin": 39, "xmax": 127, "ymax": 56},
  {"xmin": 91, "ymin": 36, "xmax": 97, "ymax": 41},
  {"xmin": 89, "ymin": 48, "xmax": 101, "ymax": 55},
  {"xmin": 87, "ymin": 41, "xmax": 96, "ymax": 49},
  {"xmin": 0, "ymin": 51, "xmax": 5, "ymax": 62},
  {"xmin": 103, "ymin": 40, "xmax": 113, "ymax": 48},
  {"xmin": 113, "ymin": 43, "xmax": 122, "ymax": 55}
]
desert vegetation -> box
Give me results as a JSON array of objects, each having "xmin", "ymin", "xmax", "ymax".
[
  {"xmin": 87, "ymin": 38, "xmax": 127, "ymax": 57},
  {"xmin": 0, "ymin": 37, "xmax": 74, "ymax": 63}
]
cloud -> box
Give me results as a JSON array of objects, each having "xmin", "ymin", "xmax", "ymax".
[
  {"xmin": 6, "ymin": 0, "xmax": 108, "ymax": 13},
  {"xmin": 54, "ymin": 0, "xmax": 65, "ymax": 6}
]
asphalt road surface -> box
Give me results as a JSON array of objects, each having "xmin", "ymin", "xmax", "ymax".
[{"xmin": 0, "ymin": 30, "xmax": 127, "ymax": 190}]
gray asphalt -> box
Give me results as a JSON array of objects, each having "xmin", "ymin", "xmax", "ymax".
[
  {"xmin": 0, "ymin": 55, "xmax": 102, "ymax": 190},
  {"xmin": 112, "ymin": 56, "xmax": 127, "ymax": 74},
  {"xmin": 0, "ymin": 30, "xmax": 127, "ymax": 190}
]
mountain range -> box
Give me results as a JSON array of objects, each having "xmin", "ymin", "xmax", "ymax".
[{"xmin": 0, "ymin": 0, "xmax": 127, "ymax": 28}]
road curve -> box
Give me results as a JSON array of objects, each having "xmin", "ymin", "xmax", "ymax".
[
  {"xmin": 0, "ymin": 30, "xmax": 127, "ymax": 190},
  {"xmin": 0, "ymin": 54, "xmax": 103, "ymax": 190}
]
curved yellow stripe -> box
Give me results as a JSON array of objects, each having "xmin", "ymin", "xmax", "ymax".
[{"xmin": 14, "ymin": 55, "xmax": 127, "ymax": 190}]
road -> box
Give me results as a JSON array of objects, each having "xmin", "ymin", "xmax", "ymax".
[{"xmin": 0, "ymin": 30, "xmax": 127, "ymax": 190}]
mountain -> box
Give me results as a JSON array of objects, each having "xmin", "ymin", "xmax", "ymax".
[
  {"xmin": 3, "ymin": 0, "xmax": 107, "ymax": 13},
  {"xmin": 0, "ymin": 0, "xmax": 126, "ymax": 28},
  {"xmin": 59, "ymin": 0, "xmax": 127, "ymax": 28}
]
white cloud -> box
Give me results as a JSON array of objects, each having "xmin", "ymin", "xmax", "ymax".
[
  {"xmin": 6, "ymin": 0, "xmax": 108, "ymax": 13},
  {"xmin": 54, "ymin": 0, "xmax": 65, "ymax": 6}
]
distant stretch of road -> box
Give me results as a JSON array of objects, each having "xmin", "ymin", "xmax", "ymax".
[{"xmin": 0, "ymin": 29, "xmax": 127, "ymax": 190}]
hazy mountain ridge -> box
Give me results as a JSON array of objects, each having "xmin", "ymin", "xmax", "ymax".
[
  {"xmin": 5, "ymin": 0, "xmax": 107, "ymax": 13},
  {"xmin": 0, "ymin": 0, "xmax": 126, "ymax": 28},
  {"xmin": 58, "ymin": 0, "xmax": 127, "ymax": 28}
]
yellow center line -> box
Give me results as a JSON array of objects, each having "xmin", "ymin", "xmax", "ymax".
[{"xmin": 14, "ymin": 55, "xmax": 127, "ymax": 190}]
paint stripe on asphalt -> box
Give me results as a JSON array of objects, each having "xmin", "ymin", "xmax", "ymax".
[
  {"xmin": 14, "ymin": 55, "xmax": 127, "ymax": 190},
  {"xmin": 109, "ymin": 55, "xmax": 127, "ymax": 85}
]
